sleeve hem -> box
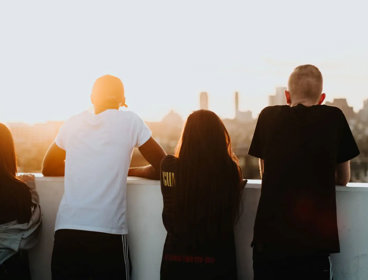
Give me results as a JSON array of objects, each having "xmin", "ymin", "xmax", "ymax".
[
  {"xmin": 55, "ymin": 138, "xmax": 64, "ymax": 150},
  {"xmin": 137, "ymin": 130, "xmax": 152, "ymax": 148},
  {"xmin": 248, "ymin": 150, "xmax": 262, "ymax": 159},
  {"xmin": 337, "ymin": 151, "xmax": 360, "ymax": 164}
]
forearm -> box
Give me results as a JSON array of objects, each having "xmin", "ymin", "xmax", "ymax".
[
  {"xmin": 42, "ymin": 162, "xmax": 65, "ymax": 176},
  {"xmin": 42, "ymin": 143, "xmax": 66, "ymax": 176},
  {"xmin": 335, "ymin": 161, "xmax": 350, "ymax": 186},
  {"xmin": 128, "ymin": 165, "xmax": 160, "ymax": 180},
  {"xmin": 133, "ymin": 137, "xmax": 166, "ymax": 180},
  {"xmin": 259, "ymin": 159, "xmax": 264, "ymax": 179}
]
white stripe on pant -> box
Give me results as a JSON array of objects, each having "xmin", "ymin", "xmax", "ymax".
[{"xmin": 122, "ymin": 234, "xmax": 130, "ymax": 280}]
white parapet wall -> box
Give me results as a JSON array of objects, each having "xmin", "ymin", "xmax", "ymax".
[{"xmin": 28, "ymin": 176, "xmax": 368, "ymax": 280}]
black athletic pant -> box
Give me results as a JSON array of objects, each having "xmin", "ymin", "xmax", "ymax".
[
  {"xmin": 253, "ymin": 249, "xmax": 330, "ymax": 280},
  {"xmin": 0, "ymin": 250, "xmax": 31, "ymax": 280},
  {"xmin": 52, "ymin": 229, "xmax": 131, "ymax": 280}
]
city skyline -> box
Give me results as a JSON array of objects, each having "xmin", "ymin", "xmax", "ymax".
[
  {"xmin": 1, "ymin": 1, "xmax": 368, "ymax": 123},
  {"xmin": 4, "ymin": 88, "xmax": 367, "ymax": 125},
  {"xmin": 9, "ymin": 88, "xmax": 368, "ymax": 182}
]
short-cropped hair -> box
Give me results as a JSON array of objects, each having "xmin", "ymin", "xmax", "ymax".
[{"xmin": 288, "ymin": 65, "xmax": 323, "ymax": 101}]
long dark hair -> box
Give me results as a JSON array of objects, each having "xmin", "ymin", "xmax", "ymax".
[
  {"xmin": 174, "ymin": 110, "xmax": 242, "ymax": 242},
  {"xmin": 0, "ymin": 123, "xmax": 17, "ymax": 179}
]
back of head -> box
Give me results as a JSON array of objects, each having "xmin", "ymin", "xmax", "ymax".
[
  {"xmin": 91, "ymin": 75, "xmax": 126, "ymax": 109},
  {"xmin": 288, "ymin": 64, "xmax": 323, "ymax": 103},
  {"xmin": 175, "ymin": 110, "xmax": 241, "ymax": 241},
  {"xmin": 0, "ymin": 123, "xmax": 17, "ymax": 179},
  {"xmin": 177, "ymin": 110, "xmax": 232, "ymax": 163}
]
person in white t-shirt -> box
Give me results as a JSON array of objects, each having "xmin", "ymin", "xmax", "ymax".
[{"xmin": 42, "ymin": 75, "xmax": 166, "ymax": 280}]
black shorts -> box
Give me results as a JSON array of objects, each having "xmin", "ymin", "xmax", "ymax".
[
  {"xmin": 52, "ymin": 229, "xmax": 131, "ymax": 280},
  {"xmin": 253, "ymin": 248, "xmax": 330, "ymax": 280}
]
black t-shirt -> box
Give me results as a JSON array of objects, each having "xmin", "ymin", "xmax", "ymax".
[
  {"xmin": 248, "ymin": 105, "xmax": 360, "ymax": 255},
  {"xmin": 0, "ymin": 177, "xmax": 32, "ymax": 224},
  {"xmin": 160, "ymin": 155, "xmax": 237, "ymax": 280}
]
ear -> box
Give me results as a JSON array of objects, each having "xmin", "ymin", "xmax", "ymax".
[
  {"xmin": 285, "ymin": 90, "xmax": 292, "ymax": 105},
  {"xmin": 318, "ymin": 93, "xmax": 326, "ymax": 105},
  {"xmin": 120, "ymin": 96, "xmax": 128, "ymax": 108}
]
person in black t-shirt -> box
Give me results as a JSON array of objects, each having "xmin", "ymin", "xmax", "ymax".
[
  {"xmin": 0, "ymin": 123, "xmax": 33, "ymax": 280},
  {"xmin": 248, "ymin": 65, "xmax": 360, "ymax": 280},
  {"xmin": 160, "ymin": 110, "xmax": 244, "ymax": 280}
]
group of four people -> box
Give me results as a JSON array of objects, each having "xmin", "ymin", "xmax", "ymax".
[{"xmin": 0, "ymin": 64, "xmax": 360, "ymax": 280}]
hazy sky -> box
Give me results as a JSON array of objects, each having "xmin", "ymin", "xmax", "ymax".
[{"xmin": 1, "ymin": 0, "xmax": 367, "ymax": 123}]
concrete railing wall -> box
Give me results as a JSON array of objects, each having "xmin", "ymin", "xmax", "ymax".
[{"xmin": 28, "ymin": 177, "xmax": 368, "ymax": 280}]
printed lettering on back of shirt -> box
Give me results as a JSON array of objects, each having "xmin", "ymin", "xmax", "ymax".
[{"xmin": 162, "ymin": 172, "xmax": 175, "ymax": 187}]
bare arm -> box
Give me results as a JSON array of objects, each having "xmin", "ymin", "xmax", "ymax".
[
  {"xmin": 259, "ymin": 159, "xmax": 264, "ymax": 179},
  {"xmin": 335, "ymin": 160, "xmax": 351, "ymax": 186},
  {"xmin": 42, "ymin": 142, "xmax": 66, "ymax": 176},
  {"xmin": 128, "ymin": 137, "xmax": 166, "ymax": 180}
]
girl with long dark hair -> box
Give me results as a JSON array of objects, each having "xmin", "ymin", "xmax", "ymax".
[
  {"xmin": 160, "ymin": 110, "xmax": 243, "ymax": 280},
  {"xmin": 0, "ymin": 123, "xmax": 34, "ymax": 279}
]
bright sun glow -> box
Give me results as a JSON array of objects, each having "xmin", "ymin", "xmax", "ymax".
[{"xmin": 0, "ymin": 0, "xmax": 367, "ymax": 123}]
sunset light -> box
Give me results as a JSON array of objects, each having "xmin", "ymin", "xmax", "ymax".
[
  {"xmin": 2, "ymin": 2, "xmax": 368, "ymax": 280},
  {"xmin": 0, "ymin": 0, "xmax": 367, "ymax": 123}
]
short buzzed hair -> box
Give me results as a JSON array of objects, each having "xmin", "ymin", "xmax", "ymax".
[
  {"xmin": 288, "ymin": 65, "xmax": 323, "ymax": 102},
  {"xmin": 91, "ymin": 75, "xmax": 125, "ymax": 107}
]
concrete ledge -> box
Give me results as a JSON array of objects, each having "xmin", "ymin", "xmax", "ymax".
[{"xmin": 28, "ymin": 176, "xmax": 368, "ymax": 280}]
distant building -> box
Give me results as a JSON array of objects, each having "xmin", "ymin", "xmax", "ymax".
[
  {"xmin": 234, "ymin": 91, "xmax": 253, "ymax": 123},
  {"xmin": 145, "ymin": 110, "xmax": 184, "ymax": 155},
  {"xmin": 235, "ymin": 91, "xmax": 239, "ymax": 113},
  {"xmin": 325, "ymin": 98, "xmax": 356, "ymax": 121},
  {"xmin": 358, "ymin": 99, "xmax": 368, "ymax": 123},
  {"xmin": 9, "ymin": 121, "xmax": 63, "ymax": 145},
  {"xmin": 199, "ymin": 91, "xmax": 208, "ymax": 110},
  {"xmin": 161, "ymin": 110, "xmax": 184, "ymax": 128},
  {"xmin": 223, "ymin": 91, "xmax": 257, "ymax": 177},
  {"xmin": 269, "ymin": 87, "xmax": 287, "ymax": 106},
  {"xmin": 7, "ymin": 121, "xmax": 64, "ymax": 172}
]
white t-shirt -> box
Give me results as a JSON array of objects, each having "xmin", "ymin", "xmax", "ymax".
[{"xmin": 54, "ymin": 109, "xmax": 151, "ymax": 234}]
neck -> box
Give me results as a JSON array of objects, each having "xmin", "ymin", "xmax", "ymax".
[
  {"xmin": 93, "ymin": 105, "xmax": 119, "ymax": 114},
  {"xmin": 290, "ymin": 99, "xmax": 319, "ymax": 107}
]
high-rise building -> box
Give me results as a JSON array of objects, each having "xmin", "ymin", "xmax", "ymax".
[
  {"xmin": 235, "ymin": 91, "xmax": 239, "ymax": 114},
  {"xmin": 358, "ymin": 99, "xmax": 368, "ymax": 123},
  {"xmin": 234, "ymin": 91, "xmax": 253, "ymax": 123},
  {"xmin": 269, "ymin": 87, "xmax": 287, "ymax": 106},
  {"xmin": 199, "ymin": 91, "xmax": 208, "ymax": 110},
  {"xmin": 325, "ymin": 98, "xmax": 356, "ymax": 121}
]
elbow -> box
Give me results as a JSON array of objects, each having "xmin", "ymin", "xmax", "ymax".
[
  {"xmin": 151, "ymin": 168, "xmax": 161, "ymax": 180},
  {"xmin": 41, "ymin": 162, "xmax": 64, "ymax": 177},
  {"xmin": 150, "ymin": 154, "xmax": 165, "ymax": 180},
  {"xmin": 336, "ymin": 178, "xmax": 350, "ymax": 186},
  {"xmin": 41, "ymin": 164, "xmax": 53, "ymax": 177},
  {"xmin": 146, "ymin": 166, "xmax": 161, "ymax": 180},
  {"xmin": 335, "ymin": 161, "xmax": 351, "ymax": 186},
  {"xmin": 335, "ymin": 174, "xmax": 350, "ymax": 186},
  {"xmin": 41, "ymin": 162, "xmax": 50, "ymax": 176}
]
